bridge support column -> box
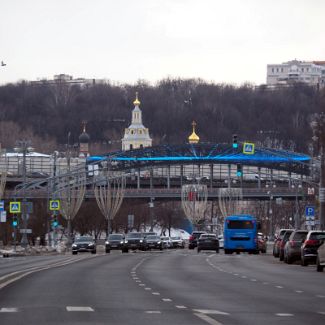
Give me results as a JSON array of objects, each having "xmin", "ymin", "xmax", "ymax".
[
  {"xmin": 150, "ymin": 168, "xmax": 153, "ymax": 189},
  {"xmin": 137, "ymin": 169, "xmax": 140, "ymax": 189},
  {"xmin": 180, "ymin": 165, "xmax": 183, "ymax": 187},
  {"xmin": 167, "ymin": 165, "xmax": 170, "ymax": 189},
  {"xmin": 210, "ymin": 164, "xmax": 213, "ymax": 189},
  {"xmin": 227, "ymin": 164, "xmax": 231, "ymax": 189},
  {"xmin": 258, "ymin": 167, "xmax": 261, "ymax": 189}
]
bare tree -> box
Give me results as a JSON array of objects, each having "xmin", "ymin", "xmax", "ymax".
[{"xmin": 94, "ymin": 170, "xmax": 126, "ymax": 236}]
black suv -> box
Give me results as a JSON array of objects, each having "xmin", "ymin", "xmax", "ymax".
[
  {"xmin": 122, "ymin": 232, "xmax": 148, "ymax": 252},
  {"xmin": 72, "ymin": 236, "xmax": 96, "ymax": 255},
  {"xmin": 146, "ymin": 235, "xmax": 163, "ymax": 250},
  {"xmin": 301, "ymin": 230, "xmax": 325, "ymax": 266},
  {"xmin": 105, "ymin": 233, "xmax": 124, "ymax": 253},
  {"xmin": 188, "ymin": 231, "xmax": 207, "ymax": 249}
]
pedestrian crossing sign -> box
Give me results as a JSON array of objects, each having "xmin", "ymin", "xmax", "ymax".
[
  {"xmin": 49, "ymin": 200, "xmax": 60, "ymax": 211},
  {"xmin": 10, "ymin": 202, "xmax": 21, "ymax": 213},
  {"xmin": 243, "ymin": 142, "xmax": 255, "ymax": 155}
]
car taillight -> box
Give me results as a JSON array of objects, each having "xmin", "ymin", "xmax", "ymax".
[
  {"xmin": 189, "ymin": 235, "xmax": 194, "ymax": 241},
  {"xmin": 305, "ymin": 239, "xmax": 319, "ymax": 246}
]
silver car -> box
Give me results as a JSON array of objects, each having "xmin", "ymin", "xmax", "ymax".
[{"xmin": 316, "ymin": 234, "xmax": 325, "ymax": 272}]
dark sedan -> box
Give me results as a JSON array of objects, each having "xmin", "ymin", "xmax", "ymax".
[
  {"xmin": 283, "ymin": 230, "xmax": 308, "ymax": 264},
  {"xmin": 72, "ymin": 236, "xmax": 96, "ymax": 255},
  {"xmin": 197, "ymin": 234, "xmax": 219, "ymax": 253},
  {"xmin": 146, "ymin": 235, "xmax": 163, "ymax": 250},
  {"xmin": 105, "ymin": 233, "xmax": 124, "ymax": 253}
]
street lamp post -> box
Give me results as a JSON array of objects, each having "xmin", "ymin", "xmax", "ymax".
[
  {"xmin": 14, "ymin": 140, "xmax": 33, "ymax": 248},
  {"xmin": 291, "ymin": 182, "xmax": 302, "ymax": 229},
  {"xmin": 266, "ymin": 181, "xmax": 276, "ymax": 239}
]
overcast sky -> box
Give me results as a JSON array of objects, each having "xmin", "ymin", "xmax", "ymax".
[{"xmin": 0, "ymin": 0, "xmax": 324, "ymax": 86}]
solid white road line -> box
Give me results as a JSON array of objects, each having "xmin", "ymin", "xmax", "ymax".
[
  {"xmin": 162, "ymin": 298, "xmax": 172, "ymax": 302},
  {"xmin": 194, "ymin": 312, "xmax": 224, "ymax": 325},
  {"xmin": 66, "ymin": 306, "xmax": 94, "ymax": 312},
  {"xmin": 175, "ymin": 305, "xmax": 187, "ymax": 309}
]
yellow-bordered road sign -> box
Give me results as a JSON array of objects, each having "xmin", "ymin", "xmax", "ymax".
[
  {"xmin": 10, "ymin": 202, "xmax": 21, "ymax": 213},
  {"xmin": 243, "ymin": 142, "xmax": 255, "ymax": 155},
  {"xmin": 49, "ymin": 200, "xmax": 60, "ymax": 211}
]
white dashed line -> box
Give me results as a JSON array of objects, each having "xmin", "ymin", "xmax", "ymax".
[
  {"xmin": 241, "ymin": 276, "xmax": 247, "ymax": 278},
  {"xmin": 176, "ymin": 305, "xmax": 187, "ymax": 309},
  {"xmin": 135, "ymin": 280, "xmax": 141, "ymax": 283},
  {"xmin": 194, "ymin": 313, "xmax": 224, "ymax": 325},
  {"xmin": 152, "ymin": 292, "xmax": 160, "ymax": 295},
  {"xmin": 317, "ymin": 311, "xmax": 325, "ymax": 315},
  {"xmin": 275, "ymin": 286, "xmax": 283, "ymax": 289},
  {"xmin": 316, "ymin": 295, "xmax": 325, "ymax": 298},
  {"xmin": 275, "ymin": 313, "xmax": 293, "ymax": 317},
  {"xmin": 162, "ymin": 298, "xmax": 172, "ymax": 302},
  {"xmin": 145, "ymin": 310, "xmax": 161, "ymax": 314},
  {"xmin": 250, "ymin": 279, "xmax": 257, "ymax": 282},
  {"xmin": 139, "ymin": 284, "xmax": 145, "ymax": 286},
  {"xmin": 233, "ymin": 273, "xmax": 239, "ymax": 276},
  {"xmin": 145, "ymin": 287, "xmax": 151, "ymax": 290},
  {"xmin": 295, "ymin": 290, "xmax": 303, "ymax": 293},
  {"xmin": 263, "ymin": 282, "xmax": 269, "ymax": 285},
  {"xmin": 193, "ymin": 309, "xmax": 229, "ymax": 315},
  {"xmin": 66, "ymin": 306, "xmax": 94, "ymax": 312},
  {"xmin": 0, "ymin": 308, "xmax": 19, "ymax": 312}
]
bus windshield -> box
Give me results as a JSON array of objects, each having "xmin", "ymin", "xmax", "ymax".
[{"xmin": 227, "ymin": 220, "xmax": 254, "ymax": 229}]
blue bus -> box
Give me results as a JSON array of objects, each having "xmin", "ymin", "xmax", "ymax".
[{"xmin": 223, "ymin": 215, "xmax": 259, "ymax": 254}]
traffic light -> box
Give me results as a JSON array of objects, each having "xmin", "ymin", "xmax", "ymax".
[
  {"xmin": 236, "ymin": 164, "xmax": 243, "ymax": 177},
  {"xmin": 52, "ymin": 215, "xmax": 58, "ymax": 228},
  {"xmin": 12, "ymin": 215, "xmax": 18, "ymax": 227},
  {"xmin": 232, "ymin": 134, "xmax": 238, "ymax": 148}
]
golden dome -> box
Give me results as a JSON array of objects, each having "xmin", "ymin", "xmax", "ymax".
[
  {"xmin": 188, "ymin": 121, "xmax": 200, "ymax": 144},
  {"xmin": 133, "ymin": 92, "xmax": 141, "ymax": 106}
]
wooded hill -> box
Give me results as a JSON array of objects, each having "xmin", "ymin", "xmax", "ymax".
[{"xmin": 0, "ymin": 78, "xmax": 324, "ymax": 155}]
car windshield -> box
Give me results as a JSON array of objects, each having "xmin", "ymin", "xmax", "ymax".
[
  {"xmin": 126, "ymin": 233, "xmax": 142, "ymax": 239},
  {"xmin": 310, "ymin": 232, "xmax": 325, "ymax": 240},
  {"xmin": 147, "ymin": 235, "xmax": 160, "ymax": 240},
  {"xmin": 228, "ymin": 220, "xmax": 254, "ymax": 229},
  {"xmin": 75, "ymin": 237, "xmax": 93, "ymax": 242},
  {"xmin": 108, "ymin": 234, "xmax": 123, "ymax": 240},
  {"xmin": 200, "ymin": 234, "xmax": 216, "ymax": 239},
  {"xmin": 171, "ymin": 236, "xmax": 181, "ymax": 240},
  {"xmin": 292, "ymin": 232, "xmax": 308, "ymax": 240}
]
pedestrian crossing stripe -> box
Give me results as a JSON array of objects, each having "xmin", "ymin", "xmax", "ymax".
[
  {"xmin": 10, "ymin": 202, "xmax": 21, "ymax": 213},
  {"xmin": 49, "ymin": 200, "xmax": 60, "ymax": 211}
]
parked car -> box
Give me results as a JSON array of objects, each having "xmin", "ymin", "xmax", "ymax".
[
  {"xmin": 170, "ymin": 236, "xmax": 185, "ymax": 249},
  {"xmin": 197, "ymin": 233, "xmax": 219, "ymax": 253},
  {"xmin": 301, "ymin": 230, "xmax": 325, "ymax": 266},
  {"xmin": 161, "ymin": 236, "xmax": 173, "ymax": 249},
  {"xmin": 146, "ymin": 235, "xmax": 163, "ymax": 250},
  {"xmin": 72, "ymin": 236, "xmax": 96, "ymax": 255},
  {"xmin": 218, "ymin": 235, "xmax": 224, "ymax": 249},
  {"xmin": 283, "ymin": 230, "xmax": 308, "ymax": 264},
  {"xmin": 316, "ymin": 235, "xmax": 325, "ymax": 272},
  {"xmin": 257, "ymin": 232, "xmax": 267, "ymax": 253},
  {"xmin": 188, "ymin": 231, "xmax": 207, "ymax": 249},
  {"xmin": 278, "ymin": 230, "xmax": 294, "ymax": 261},
  {"xmin": 105, "ymin": 233, "xmax": 124, "ymax": 253},
  {"xmin": 273, "ymin": 229, "xmax": 292, "ymax": 257},
  {"xmin": 122, "ymin": 232, "xmax": 148, "ymax": 252}
]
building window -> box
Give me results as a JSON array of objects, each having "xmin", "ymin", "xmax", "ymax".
[
  {"xmin": 130, "ymin": 144, "xmax": 133, "ymax": 150},
  {"xmin": 272, "ymin": 68, "xmax": 274, "ymax": 73},
  {"xmin": 281, "ymin": 68, "xmax": 283, "ymax": 72}
]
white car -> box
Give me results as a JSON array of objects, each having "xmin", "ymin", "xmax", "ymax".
[
  {"xmin": 161, "ymin": 236, "xmax": 172, "ymax": 249},
  {"xmin": 316, "ymin": 235, "xmax": 325, "ymax": 272}
]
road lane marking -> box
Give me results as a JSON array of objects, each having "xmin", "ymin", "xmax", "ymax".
[
  {"xmin": 66, "ymin": 306, "xmax": 94, "ymax": 312},
  {"xmin": 295, "ymin": 290, "xmax": 303, "ymax": 293},
  {"xmin": 193, "ymin": 309, "xmax": 229, "ymax": 315},
  {"xmin": 263, "ymin": 282, "xmax": 269, "ymax": 285},
  {"xmin": 139, "ymin": 284, "xmax": 145, "ymax": 286},
  {"xmin": 152, "ymin": 292, "xmax": 160, "ymax": 295},
  {"xmin": 275, "ymin": 313, "xmax": 293, "ymax": 317},
  {"xmin": 241, "ymin": 276, "xmax": 247, "ymax": 278},
  {"xmin": 250, "ymin": 279, "xmax": 257, "ymax": 282},
  {"xmin": 145, "ymin": 287, "xmax": 151, "ymax": 290},
  {"xmin": 275, "ymin": 286, "xmax": 283, "ymax": 289},
  {"xmin": 162, "ymin": 298, "xmax": 172, "ymax": 302},
  {"xmin": 176, "ymin": 305, "xmax": 187, "ymax": 309},
  {"xmin": 145, "ymin": 311, "xmax": 161, "ymax": 314},
  {"xmin": 0, "ymin": 307, "xmax": 19, "ymax": 312},
  {"xmin": 316, "ymin": 295, "xmax": 325, "ymax": 298},
  {"xmin": 317, "ymin": 311, "xmax": 325, "ymax": 315},
  {"xmin": 194, "ymin": 312, "xmax": 224, "ymax": 325}
]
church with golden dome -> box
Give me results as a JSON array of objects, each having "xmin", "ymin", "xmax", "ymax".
[
  {"xmin": 188, "ymin": 121, "xmax": 200, "ymax": 144},
  {"xmin": 121, "ymin": 93, "xmax": 152, "ymax": 151}
]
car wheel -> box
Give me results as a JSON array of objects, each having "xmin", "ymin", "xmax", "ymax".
[
  {"xmin": 287, "ymin": 255, "xmax": 293, "ymax": 264},
  {"xmin": 316, "ymin": 257, "xmax": 324, "ymax": 272},
  {"xmin": 106, "ymin": 250, "xmax": 110, "ymax": 254},
  {"xmin": 216, "ymin": 249, "xmax": 219, "ymax": 254},
  {"xmin": 279, "ymin": 252, "xmax": 284, "ymax": 261},
  {"xmin": 92, "ymin": 250, "xmax": 96, "ymax": 254},
  {"xmin": 72, "ymin": 251, "xmax": 77, "ymax": 255},
  {"xmin": 224, "ymin": 249, "xmax": 231, "ymax": 254},
  {"xmin": 197, "ymin": 248, "xmax": 200, "ymax": 253}
]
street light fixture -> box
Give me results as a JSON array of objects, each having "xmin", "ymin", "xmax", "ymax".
[{"xmin": 14, "ymin": 139, "xmax": 34, "ymax": 248}]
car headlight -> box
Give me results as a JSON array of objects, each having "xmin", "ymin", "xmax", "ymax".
[
  {"xmin": 158, "ymin": 241, "xmax": 161, "ymax": 244},
  {"xmin": 105, "ymin": 241, "xmax": 109, "ymax": 245},
  {"xmin": 120, "ymin": 241, "xmax": 124, "ymax": 244},
  {"xmin": 88, "ymin": 244, "xmax": 94, "ymax": 247},
  {"xmin": 124, "ymin": 240, "xmax": 128, "ymax": 243},
  {"xmin": 72, "ymin": 244, "xmax": 77, "ymax": 248},
  {"xmin": 140, "ymin": 240, "xmax": 143, "ymax": 243}
]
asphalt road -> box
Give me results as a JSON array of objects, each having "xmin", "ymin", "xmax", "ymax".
[{"xmin": 0, "ymin": 249, "xmax": 325, "ymax": 325}]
